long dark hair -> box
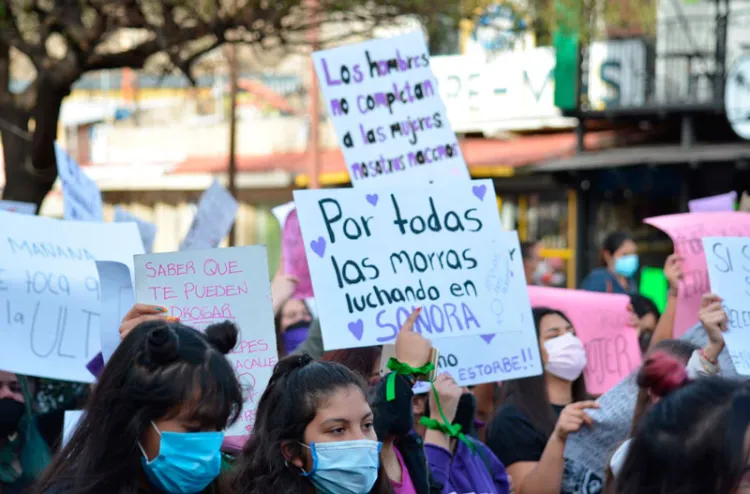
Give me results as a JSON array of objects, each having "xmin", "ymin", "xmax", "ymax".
[
  {"xmin": 499, "ymin": 307, "xmax": 588, "ymax": 437},
  {"xmin": 615, "ymin": 377, "xmax": 750, "ymax": 494},
  {"xmin": 233, "ymin": 355, "xmax": 391, "ymax": 494},
  {"xmin": 600, "ymin": 231, "xmax": 633, "ymax": 266},
  {"xmin": 322, "ymin": 347, "xmax": 382, "ymax": 383},
  {"xmin": 35, "ymin": 320, "xmax": 243, "ymax": 494}
]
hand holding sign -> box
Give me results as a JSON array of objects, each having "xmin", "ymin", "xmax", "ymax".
[
  {"xmin": 395, "ymin": 308, "xmax": 433, "ymax": 368},
  {"xmin": 663, "ymin": 253, "xmax": 684, "ymax": 289},
  {"xmin": 554, "ymin": 401, "xmax": 599, "ymax": 442},
  {"xmin": 698, "ymin": 293, "xmax": 728, "ymax": 364},
  {"xmin": 119, "ymin": 304, "xmax": 172, "ymax": 341}
]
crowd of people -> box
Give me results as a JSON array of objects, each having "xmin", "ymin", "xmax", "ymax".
[{"xmin": 1, "ymin": 229, "xmax": 745, "ymax": 494}]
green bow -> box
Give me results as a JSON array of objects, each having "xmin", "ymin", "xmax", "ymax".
[
  {"xmin": 420, "ymin": 383, "xmax": 476, "ymax": 453},
  {"xmin": 385, "ymin": 358, "xmax": 435, "ymax": 402}
]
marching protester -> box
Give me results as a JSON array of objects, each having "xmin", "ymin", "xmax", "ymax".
[
  {"xmin": 0, "ymin": 372, "xmax": 50, "ymax": 494},
  {"xmin": 486, "ymin": 308, "xmax": 600, "ymax": 494},
  {"xmin": 581, "ymin": 231, "xmax": 639, "ymax": 294},
  {"xmin": 35, "ymin": 319, "xmax": 242, "ymax": 494}
]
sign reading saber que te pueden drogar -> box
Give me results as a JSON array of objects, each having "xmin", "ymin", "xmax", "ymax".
[
  {"xmin": 312, "ymin": 31, "xmax": 470, "ymax": 187},
  {"xmin": 134, "ymin": 246, "xmax": 277, "ymax": 437},
  {"xmin": 0, "ymin": 211, "xmax": 143, "ymax": 383},
  {"xmin": 293, "ymin": 180, "xmax": 539, "ymax": 359}
]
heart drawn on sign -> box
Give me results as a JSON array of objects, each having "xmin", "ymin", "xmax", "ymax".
[
  {"xmin": 366, "ymin": 194, "xmax": 379, "ymax": 206},
  {"xmin": 472, "ymin": 185, "xmax": 487, "ymax": 201},
  {"xmin": 480, "ymin": 334, "xmax": 496, "ymax": 344},
  {"xmin": 348, "ymin": 319, "xmax": 365, "ymax": 340},
  {"xmin": 310, "ymin": 237, "xmax": 327, "ymax": 258}
]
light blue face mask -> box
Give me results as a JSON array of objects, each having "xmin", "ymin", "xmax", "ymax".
[
  {"xmin": 140, "ymin": 422, "xmax": 224, "ymax": 494},
  {"xmin": 614, "ymin": 254, "xmax": 640, "ymax": 278},
  {"xmin": 300, "ymin": 439, "xmax": 382, "ymax": 494}
]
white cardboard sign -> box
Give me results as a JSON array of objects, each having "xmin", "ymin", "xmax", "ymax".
[
  {"xmin": 180, "ymin": 180, "xmax": 239, "ymax": 251},
  {"xmin": 114, "ymin": 207, "xmax": 157, "ymax": 253},
  {"xmin": 293, "ymin": 180, "xmax": 534, "ymax": 350},
  {"xmin": 312, "ymin": 31, "xmax": 470, "ymax": 187},
  {"xmin": 0, "ymin": 200, "xmax": 37, "ymax": 215},
  {"xmin": 0, "ymin": 211, "xmax": 143, "ymax": 382},
  {"xmin": 134, "ymin": 246, "xmax": 277, "ymax": 437},
  {"xmin": 703, "ymin": 236, "xmax": 750, "ymax": 375},
  {"xmin": 55, "ymin": 143, "xmax": 104, "ymax": 221}
]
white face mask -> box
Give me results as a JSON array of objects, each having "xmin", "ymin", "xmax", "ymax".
[{"xmin": 543, "ymin": 332, "xmax": 587, "ymax": 382}]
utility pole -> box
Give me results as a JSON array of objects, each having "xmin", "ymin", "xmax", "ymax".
[
  {"xmin": 307, "ymin": 0, "xmax": 321, "ymax": 189},
  {"xmin": 227, "ymin": 44, "xmax": 239, "ymax": 245}
]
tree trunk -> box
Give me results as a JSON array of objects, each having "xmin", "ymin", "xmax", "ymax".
[{"xmin": 2, "ymin": 77, "xmax": 68, "ymax": 211}]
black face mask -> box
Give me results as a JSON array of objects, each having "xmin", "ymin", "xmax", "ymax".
[{"xmin": 0, "ymin": 398, "xmax": 26, "ymax": 438}]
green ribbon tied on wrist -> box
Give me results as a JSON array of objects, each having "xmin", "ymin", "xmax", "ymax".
[
  {"xmin": 385, "ymin": 357, "xmax": 435, "ymax": 402},
  {"xmin": 421, "ymin": 381, "xmax": 476, "ymax": 453}
]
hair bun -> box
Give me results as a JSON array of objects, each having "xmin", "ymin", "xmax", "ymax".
[
  {"xmin": 266, "ymin": 354, "xmax": 315, "ymax": 390},
  {"xmin": 637, "ymin": 351, "xmax": 689, "ymax": 398},
  {"xmin": 146, "ymin": 327, "xmax": 180, "ymax": 365},
  {"xmin": 204, "ymin": 321, "xmax": 239, "ymax": 354}
]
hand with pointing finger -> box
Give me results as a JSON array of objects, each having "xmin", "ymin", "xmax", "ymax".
[
  {"xmin": 553, "ymin": 400, "xmax": 599, "ymax": 442},
  {"xmin": 395, "ymin": 308, "xmax": 432, "ymax": 369},
  {"xmin": 119, "ymin": 304, "xmax": 173, "ymax": 341}
]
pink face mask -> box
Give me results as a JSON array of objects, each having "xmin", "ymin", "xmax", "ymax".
[{"xmin": 543, "ymin": 333, "xmax": 587, "ymax": 382}]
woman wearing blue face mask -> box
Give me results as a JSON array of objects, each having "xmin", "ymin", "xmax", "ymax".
[
  {"xmin": 234, "ymin": 354, "xmax": 391, "ymax": 494},
  {"xmin": 35, "ymin": 319, "xmax": 243, "ymax": 494},
  {"xmin": 581, "ymin": 231, "xmax": 640, "ymax": 295}
]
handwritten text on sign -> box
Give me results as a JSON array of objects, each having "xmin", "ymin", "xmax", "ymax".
[
  {"xmin": 294, "ymin": 180, "xmax": 521, "ymax": 350},
  {"xmin": 312, "ymin": 32, "xmax": 470, "ymax": 187},
  {"xmin": 645, "ymin": 212, "xmax": 750, "ymax": 336},
  {"xmin": 703, "ymin": 237, "xmax": 750, "ymax": 375},
  {"xmin": 134, "ymin": 246, "xmax": 277, "ymax": 437},
  {"xmin": 0, "ymin": 212, "xmax": 143, "ymax": 382},
  {"xmin": 528, "ymin": 286, "xmax": 642, "ymax": 395}
]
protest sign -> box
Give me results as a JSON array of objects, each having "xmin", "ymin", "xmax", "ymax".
[
  {"xmin": 180, "ymin": 180, "xmax": 239, "ymax": 251},
  {"xmin": 312, "ymin": 32, "xmax": 470, "ymax": 187},
  {"xmin": 702, "ymin": 237, "xmax": 750, "ymax": 375},
  {"xmin": 271, "ymin": 201, "xmax": 295, "ymax": 228},
  {"xmin": 95, "ymin": 261, "xmax": 134, "ymax": 363},
  {"xmin": 645, "ymin": 212, "xmax": 750, "ymax": 336},
  {"xmin": 63, "ymin": 410, "xmax": 85, "ymax": 447},
  {"xmin": 282, "ymin": 209, "xmax": 314, "ymax": 299},
  {"xmin": 564, "ymin": 374, "xmax": 638, "ymax": 480},
  {"xmin": 114, "ymin": 207, "xmax": 157, "ymax": 253},
  {"xmin": 528, "ymin": 286, "xmax": 642, "ymax": 394},
  {"xmin": 134, "ymin": 246, "xmax": 276, "ymax": 436},
  {"xmin": 294, "ymin": 181, "xmax": 534, "ymax": 351},
  {"xmin": 0, "ymin": 211, "xmax": 143, "ymax": 382},
  {"xmin": 0, "ymin": 200, "xmax": 37, "ymax": 215},
  {"xmin": 688, "ymin": 191, "xmax": 737, "ymax": 213},
  {"xmin": 55, "ymin": 143, "xmax": 104, "ymax": 221}
]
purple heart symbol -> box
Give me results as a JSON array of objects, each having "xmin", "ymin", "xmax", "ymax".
[
  {"xmin": 472, "ymin": 184, "xmax": 487, "ymax": 201},
  {"xmin": 348, "ymin": 319, "xmax": 364, "ymax": 340},
  {"xmin": 366, "ymin": 194, "xmax": 379, "ymax": 206},
  {"xmin": 480, "ymin": 334, "xmax": 496, "ymax": 344},
  {"xmin": 310, "ymin": 237, "xmax": 327, "ymax": 258}
]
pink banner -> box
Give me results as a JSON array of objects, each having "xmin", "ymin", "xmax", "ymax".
[
  {"xmin": 282, "ymin": 209, "xmax": 314, "ymax": 299},
  {"xmin": 688, "ymin": 191, "xmax": 737, "ymax": 213},
  {"xmin": 528, "ymin": 286, "xmax": 641, "ymax": 395},
  {"xmin": 645, "ymin": 212, "xmax": 750, "ymax": 336}
]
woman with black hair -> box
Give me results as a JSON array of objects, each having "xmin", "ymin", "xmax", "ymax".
[
  {"xmin": 486, "ymin": 308, "xmax": 599, "ymax": 494},
  {"xmin": 35, "ymin": 319, "xmax": 243, "ymax": 494},
  {"xmin": 615, "ymin": 377, "xmax": 750, "ymax": 494},
  {"xmin": 581, "ymin": 232, "xmax": 639, "ymax": 294},
  {"xmin": 233, "ymin": 354, "xmax": 390, "ymax": 494},
  {"xmin": 0, "ymin": 372, "xmax": 50, "ymax": 494}
]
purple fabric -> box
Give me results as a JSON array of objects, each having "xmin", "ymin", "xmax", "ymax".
[
  {"xmin": 425, "ymin": 441, "xmax": 510, "ymax": 494},
  {"xmin": 282, "ymin": 326, "xmax": 309, "ymax": 355},
  {"xmin": 86, "ymin": 353, "xmax": 105, "ymax": 379}
]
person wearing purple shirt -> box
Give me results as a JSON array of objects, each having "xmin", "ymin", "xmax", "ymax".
[{"xmin": 420, "ymin": 377, "xmax": 510, "ymax": 494}]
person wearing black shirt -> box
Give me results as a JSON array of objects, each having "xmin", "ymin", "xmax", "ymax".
[{"xmin": 487, "ymin": 308, "xmax": 601, "ymax": 494}]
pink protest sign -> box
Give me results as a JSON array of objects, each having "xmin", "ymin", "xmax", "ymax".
[
  {"xmin": 688, "ymin": 191, "xmax": 737, "ymax": 213},
  {"xmin": 645, "ymin": 212, "xmax": 750, "ymax": 336},
  {"xmin": 282, "ymin": 209, "xmax": 314, "ymax": 299},
  {"xmin": 134, "ymin": 246, "xmax": 278, "ymax": 439},
  {"xmin": 528, "ymin": 286, "xmax": 641, "ymax": 395}
]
